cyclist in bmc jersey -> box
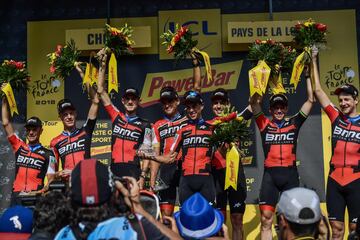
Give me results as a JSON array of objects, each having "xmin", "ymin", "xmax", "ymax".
[
  {"xmin": 51, "ymin": 64, "xmax": 99, "ymax": 179},
  {"xmin": 250, "ymin": 68, "xmax": 314, "ymax": 240},
  {"xmin": 96, "ymin": 49, "xmax": 152, "ymax": 188},
  {"xmin": 2, "ymin": 96, "xmax": 55, "ymax": 205},
  {"xmin": 210, "ymin": 88, "xmax": 252, "ymax": 240},
  {"xmin": 141, "ymin": 91, "xmax": 216, "ymax": 204},
  {"xmin": 312, "ymin": 48, "xmax": 360, "ymax": 240}
]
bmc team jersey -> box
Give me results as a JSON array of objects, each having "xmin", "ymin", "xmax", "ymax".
[
  {"xmin": 50, "ymin": 119, "xmax": 96, "ymax": 171},
  {"xmin": 152, "ymin": 113, "xmax": 187, "ymax": 157},
  {"xmin": 255, "ymin": 111, "xmax": 307, "ymax": 167},
  {"xmin": 9, "ymin": 134, "xmax": 55, "ymax": 192},
  {"xmin": 324, "ymin": 104, "xmax": 360, "ymax": 186},
  {"xmin": 105, "ymin": 104, "xmax": 151, "ymax": 165},
  {"xmin": 171, "ymin": 119, "xmax": 213, "ymax": 176}
]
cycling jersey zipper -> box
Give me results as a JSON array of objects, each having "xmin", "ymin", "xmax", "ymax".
[
  {"xmin": 193, "ymin": 127, "xmax": 197, "ymax": 174},
  {"xmin": 279, "ymin": 128, "xmax": 282, "ymax": 166}
]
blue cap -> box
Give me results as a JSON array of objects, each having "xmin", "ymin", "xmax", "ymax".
[
  {"xmin": 174, "ymin": 193, "xmax": 224, "ymax": 239},
  {"xmin": 0, "ymin": 206, "xmax": 33, "ymax": 235}
]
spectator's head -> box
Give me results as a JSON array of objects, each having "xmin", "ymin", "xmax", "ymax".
[
  {"xmin": 139, "ymin": 190, "xmax": 161, "ymax": 220},
  {"xmin": 334, "ymin": 84, "xmax": 358, "ymax": 115},
  {"xmin": 174, "ymin": 192, "xmax": 224, "ymax": 239},
  {"xmin": 31, "ymin": 190, "xmax": 72, "ymax": 237},
  {"xmin": 69, "ymin": 159, "xmax": 114, "ymax": 238},
  {"xmin": 122, "ymin": 88, "xmax": 141, "ymax": 115},
  {"xmin": 276, "ymin": 187, "xmax": 321, "ymax": 240},
  {"xmin": 183, "ymin": 91, "xmax": 204, "ymax": 121},
  {"xmin": 57, "ymin": 99, "xmax": 77, "ymax": 129},
  {"xmin": 160, "ymin": 86, "xmax": 180, "ymax": 117},
  {"xmin": 269, "ymin": 93, "xmax": 288, "ymax": 122},
  {"xmin": 0, "ymin": 205, "xmax": 33, "ymax": 240},
  {"xmin": 24, "ymin": 116, "xmax": 43, "ymax": 144},
  {"xmin": 211, "ymin": 88, "xmax": 230, "ymax": 117}
]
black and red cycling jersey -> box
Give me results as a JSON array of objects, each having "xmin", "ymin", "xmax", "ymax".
[
  {"xmin": 324, "ymin": 104, "xmax": 360, "ymax": 186},
  {"xmin": 255, "ymin": 111, "xmax": 307, "ymax": 167},
  {"xmin": 171, "ymin": 119, "xmax": 213, "ymax": 176},
  {"xmin": 105, "ymin": 104, "xmax": 151, "ymax": 165},
  {"xmin": 152, "ymin": 113, "xmax": 187, "ymax": 159},
  {"xmin": 9, "ymin": 134, "xmax": 55, "ymax": 192},
  {"xmin": 50, "ymin": 119, "xmax": 96, "ymax": 171}
]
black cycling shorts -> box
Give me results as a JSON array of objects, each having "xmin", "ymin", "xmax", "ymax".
[
  {"xmin": 259, "ymin": 167, "xmax": 299, "ymax": 208},
  {"xmin": 111, "ymin": 163, "xmax": 141, "ymax": 180},
  {"xmin": 158, "ymin": 163, "xmax": 180, "ymax": 205},
  {"xmin": 326, "ymin": 177, "xmax": 360, "ymax": 223},
  {"xmin": 214, "ymin": 168, "xmax": 247, "ymax": 214},
  {"xmin": 179, "ymin": 175, "xmax": 216, "ymax": 205}
]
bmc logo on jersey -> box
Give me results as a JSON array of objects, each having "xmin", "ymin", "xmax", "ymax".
[
  {"xmin": 113, "ymin": 125, "xmax": 141, "ymax": 139},
  {"xmin": 59, "ymin": 139, "xmax": 85, "ymax": 155},
  {"xmin": 265, "ymin": 132, "xmax": 295, "ymax": 142},
  {"xmin": 17, "ymin": 155, "xmax": 43, "ymax": 168},
  {"xmin": 183, "ymin": 136, "xmax": 209, "ymax": 146},
  {"xmin": 333, "ymin": 126, "xmax": 360, "ymax": 140},
  {"xmin": 160, "ymin": 123, "xmax": 187, "ymax": 138}
]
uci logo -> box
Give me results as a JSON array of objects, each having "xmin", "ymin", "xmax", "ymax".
[{"xmin": 165, "ymin": 21, "xmax": 217, "ymax": 36}]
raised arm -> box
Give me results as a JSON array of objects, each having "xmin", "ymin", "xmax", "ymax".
[
  {"xmin": 312, "ymin": 47, "xmax": 331, "ymax": 108},
  {"xmin": 96, "ymin": 48, "xmax": 112, "ymax": 106},
  {"xmin": 191, "ymin": 50, "xmax": 201, "ymax": 92},
  {"xmin": 249, "ymin": 93, "xmax": 263, "ymax": 116},
  {"xmin": 299, "ymin": 65, "xmax": 315, "ymax": 116},
  {"xmin": 1, "ymin": 96, "xmax": 14, "ymax": 137}
]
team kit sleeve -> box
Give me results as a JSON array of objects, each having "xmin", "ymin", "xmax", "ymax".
[
  {"xmin": 292, "ymin": 110, "xmax": 308, "ymax": 128},
  {"xmin": 323, "ymin": 104, "xmax": 340, "ymax": 123},
  {"xmin": 83, "ymin": 118, "xmax": 97, "ymax": 136},
  {"xmin": 104, "ymin": 104, "xmax": 121, "ymax": 122},
  {"xmin": 7, "ymin": 134, "xmax": 24, "ymax": 153},
  {"xmin": 170, "ymin": 129, "xmax": 183, "ymax": 153},
  {"xmin": 239, "ymin": 107, "xmax": 253, "ymax": 120},
  {"xmin": 254, "ymin": 112, "xmax": 269, "ymax": 132}
]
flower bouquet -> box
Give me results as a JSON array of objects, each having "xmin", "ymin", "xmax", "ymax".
[
  {"xmin": 0, "ymin": 60, "xmax": 30, "ymax": 115},
  {"xmin": 209, "ymin": 107, "xmax": 251, "ymax": 147},
  {"xmin": 290, "ymin": 19, "xmax": 327, "ymax": 89},
  {"xmin": 0, "ymin": 60, "xmax": 29, "ymax": 92},
  {"xmin": 248, "ymin": 39, "xmax": 297, "ymax": 95},
  {"xmin": 104, "ymin": 23, "xmax": 135, "ymax": 57},
  {"xmin": 161, "ymin": 24, "xmax": 198, "ymax": 63},
  {"xmin": 47, "ymin": 39, "xmax": 81, "ymax": 79}
]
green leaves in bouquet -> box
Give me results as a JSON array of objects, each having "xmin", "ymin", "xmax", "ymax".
[
  {"xmin": 104, "ymin": 24, "xmax": 135, "ymax": 57},
  {"xmin": 160, "ymin": 25, "xmax": 198, "ymax": 65},
  {"xmin": 291, "ymin": 19, "xmax": 327, "ymax": 49},
  {"xmin": 209, "ymin": 106, "xmax": 251, "ymax": 147},
  {"xmin": 47, "ymin": 39, "xmax": 81, "ymax": 80},
  {"xmin": 0, "ymin": 60, "xmax": 29, "ymax": 96}
]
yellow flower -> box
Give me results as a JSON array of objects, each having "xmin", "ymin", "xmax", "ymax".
[
  {"xmin": 236, "ymin": 116, "xmax": 244, "ymax": 122},
  {"xmin": 170, "ymin": 38, "xmax": 176, "ymax": 46},
  {"xmin": 212, "ymin": 120, "xmax": 222, "ymax": 125},
  {"xmin": 261, "ymin": 40, "xmax": 267, "ymax": 44}
]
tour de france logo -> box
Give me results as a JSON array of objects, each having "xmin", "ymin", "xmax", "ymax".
[{"xmin": 324, "ymin": 64, "xmax": 356, "ymax": 94}]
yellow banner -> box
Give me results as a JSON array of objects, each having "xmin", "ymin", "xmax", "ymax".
[
  {"xmin": 269, "ymin": 74, "xmax": 286, "ymax": 94},
  {"xmin": 2, "ymin": 84, "xmax": 18, "ymax": 116},
  {"xmin": 224, "ymin": 145, "xmax": 240, "ymax": 190},
  {"xmin": 248, "ymin": 60, "xmax": 271, "ymax": 96},
  {"xmin": 108, "ymin": 53, "xmax": 118, "ymax": 93},
  {"xmin": 228, "ymin": 20, "xmax": 299, "ymax": 43},
  {"xmin": 140, "ymin": 60, "xmax": 242, "ymax": 106},
  {"xmin": 290, "ymin": 51, "xmax": 305, "ymax": 90},
  {"xmin": 83, "ymin": 63, "xmax": 91, "ymax": 85},
  {"xmin": 159, "ymin": 9, "xmax": 222, "ymax": 59},
  {"xmin": 65, "ymin": 26, "xmax": 152, "ymax": 50},
  {"xmin": 194, "ymin": 49, "xmax": 212, "ymax": 83}
]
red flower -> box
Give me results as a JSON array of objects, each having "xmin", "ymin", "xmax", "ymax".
[
  {"xmin": 174, "ymin": 34, "xmax": 181, "ymax": 44},
  {"xmin": 267, "ymin": 39, "xmax": 275, "ymax": 45},
  {"xmin": 295, "ymin": 23, "xmax": 303, "ymax": 30},
  {"xmin": 167, "ymin": 45, "xmax": 174, "ymax": 53},
  {"xmin": 15, "ymin": 62, "xmax": 24, "ymax": 69},
  {"xmin": 56, "ymin": 45, "xmax": 62, "ymax": 52},
  {"xmin": 255, "ymin": 39, "xmax": 261, "ymax": 44},
  {"xmin": 50, "ymin": 65, "xmax": 56, "ymax": 73},
  {"xmin": 111, "ymin": 31, "xmax": 118, "ymax": 36},
  {"xmin": 219, "ymin": 112, "xmax": 237, "ymax": 122},
  {"xmin": 179, "ymin": 26, "xmax": 188, "ymax": 36},
  {"xmin": 315, "ymin": 23, "xmax": 327, "ymax": 32}
]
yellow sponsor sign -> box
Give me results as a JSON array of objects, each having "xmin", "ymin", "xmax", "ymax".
[
  {"xmin": 158, "ymin": 9, "xmax": 222, "ymax": 59},
  {"xmin": 228, "ymin": 20, "xmax": 298, "ymax": 43},
  {"xmin": 65, "ymin": 26, "xmax": 152, "ymax": 50},
  {"xmin": 140, "ymin": 60, "xmax": 243, "ymax": 107}
]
